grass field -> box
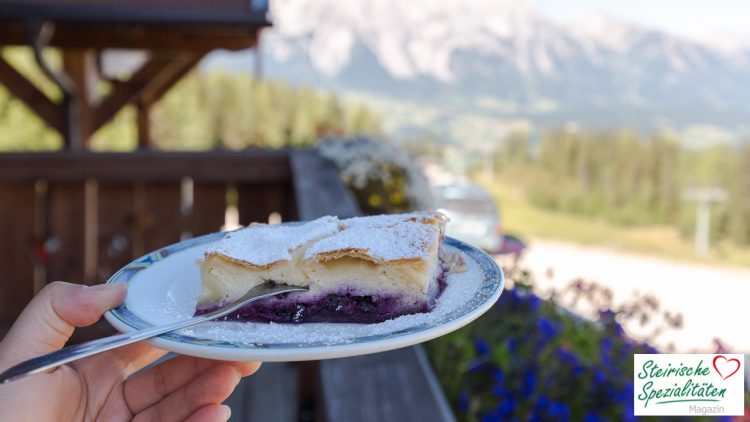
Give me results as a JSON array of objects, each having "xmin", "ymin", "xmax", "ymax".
[{"xmin": 480, "ymin": 178, "xmax": 750, "ymax": 268}]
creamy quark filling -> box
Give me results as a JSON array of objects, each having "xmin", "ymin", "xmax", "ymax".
[{"xmin": 196, "ymin": 256, "xmax": 455, "ymax": 323}]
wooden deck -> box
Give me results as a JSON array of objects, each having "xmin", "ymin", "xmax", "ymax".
[{"xmin": 227, "ymin": 345, "xmax": 455, "ymax": 422}]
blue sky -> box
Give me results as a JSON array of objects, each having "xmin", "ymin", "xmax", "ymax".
[{"xmin": 533, "ymin": 0, "xmax": 750, "ymax": 38}]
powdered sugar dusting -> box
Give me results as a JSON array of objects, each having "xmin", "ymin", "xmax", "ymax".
[
  {"xmin": 303, "ymin": 212, "xmax": 442, "ymax": 261},
  {"xmin": 178, "ymin": 245, "xmax": 481, "ymax": 345},
  {"xmin": 341, "ymin": 211, "xmax": 439, "ymax": 228},
  {"xmin": 206, "ymin": 216, "xmax": 339, "ymax": 266}
]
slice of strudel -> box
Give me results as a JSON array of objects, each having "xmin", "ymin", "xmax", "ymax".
[{"xmin": 197, "ymin": 212, "xmax": 454, "ymax": 323}]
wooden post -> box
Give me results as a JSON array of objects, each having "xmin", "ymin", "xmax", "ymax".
[
  {"xmin": 682, "ymin": 187, "xmax": 728, "ymax": 257},
  {"xmin": 62, "ymin": 49, "xmax": 98, "ymax": 149},
  {"xmin": 136, "ymin": 99, "xmax": 152, "ymax": 149},
  {"xmin": 83, "ymin": 179, "xmax": 99, "ymax": 284},
  {"xmin": 254, "ymin": 33, "xmax": 263, "ymax": 80}
]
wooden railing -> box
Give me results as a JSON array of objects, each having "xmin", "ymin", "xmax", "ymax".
[{"xmin": 0, "ymin": 149, "xmax": 354, "ymax": 326}]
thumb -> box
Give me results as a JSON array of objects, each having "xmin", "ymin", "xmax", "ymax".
[{"xmin": 0, "ymin": 282, "xmax": 126, "ymax": 370}]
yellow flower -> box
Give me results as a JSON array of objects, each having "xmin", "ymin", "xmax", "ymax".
[{"xmin": 368, "ymin": 194, "xmax": 382, "ymax": 207}]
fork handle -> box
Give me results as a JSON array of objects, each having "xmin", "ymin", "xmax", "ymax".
[
  {"xmin": 0, "ymin": 312, "xmax": 214, "ymax": 384},
  {"xmin": 0, "ymin": 282, "xmax": 302, "ymax": 384}
]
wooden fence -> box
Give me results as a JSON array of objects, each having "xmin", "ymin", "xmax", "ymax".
[{"xmin": 0, "ymin": 149, "xmax": 347, "ymax": 327}]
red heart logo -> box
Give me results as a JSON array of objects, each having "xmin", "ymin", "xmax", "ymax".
[{"xmin": 713, "ymin": 355, "xmax": 741, "ymax": 381}]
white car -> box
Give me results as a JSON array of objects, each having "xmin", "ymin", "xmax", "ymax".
[{"xmin": 434, "ymin": 183, "xmax": 504, "ymax": 254}]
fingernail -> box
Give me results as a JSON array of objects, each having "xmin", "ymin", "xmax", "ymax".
[
  {"xmin": 232, "ymin": 368, "xmax": 242, "ymax": 387},
  {"xmin": 86, "ymin": 283, "xmax": 123, "ymax": 291},
  {"xmin": 85, "ymin": 284, "xmax": 127, "ymax": 298},
  {"xmin": 221, "ymin": 405, "xmax": 232, "ymax": 420}
]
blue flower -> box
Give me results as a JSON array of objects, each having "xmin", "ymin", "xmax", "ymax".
[
  {"xmin": 549, "ymin": 402, "xmax": 571, "ymax": 422},
  {"xmin": 600, "ymin": 338, "xmax": 613, "ymax": 365},
  {"xmin": 508, "ymin": 288, "xmax": 520, "ymax": 300},
  {"xmin": 493, "ymin": 367, "xmax": 505, "ymax": 383},
  {"xmin": 499, "ymin": 399, "xmax": 514, "ymax": 416},
  {"xmin": 475, "ymin": 339, "xmax": 490, "ymax": 356},
  {"xmin": 522, "ymin": 370, "xmax": 537, "ymax": 395},
  {"xmin": 457, "ymin": 389, "xmax": 469, "ymax": 412},
  {"xmin": 584, "ymin": 411, "xmax": 605, "ymax": 422},
  {"xmin": 603, "ymin": 383, "xmax": 618, "ymax": 401},
  {"xmin": 593, "ymin": 370, "xmax": 606, "ymax": 385},
  {"xmin": 616, "ymin": 381, "xmax": 634, "ymax": 402},
  {"xmin": 599, "ymin": 309, "xmax": 616, "ymax": 321},
  {"xmin": 507, "ymin": 339, "xmax": 517, "ymax": 352},
  {"xmin": 536, "ymin": 317, "xmax": 560, "ymax": 340},
  {"xmin": 541, "ymin": 371, "xmax": 555, "ymax": 388},
  {"xmin": 644, "ymin": 345, "xmax": 659, "ymax": 354},
  {"xmin": 572, "ymin": 365, "xmax": 585, "ymax": 377},
  {"xmin": 534, "ymin": 395, "xmax": 550, "ymax": 411},
  {"xmin": 467, "ymin": 360, "xmax": 485, "ymax": 372},
  {"xmin": 622, "ymin": 402, "xmax": 636, "ymax": 422},
  {"xmin": 526, "ymin": 294, "xmax": 541, "ymax": 311},
  {"xmin": 480, "ymin": 413, "xmax": 502, "ymax": 422},
  {"xmin": 556, "ymin": 347, "xmax": 579, "ymax": 366},
  {"xmin": 616, "ymin": 344, "xmax": 631, "ymax": 361},
  {"xmin": 492, "ymin": 385, "xmax": 506, "ymax": 397}
]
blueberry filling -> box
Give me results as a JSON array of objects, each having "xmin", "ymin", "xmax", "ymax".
[{"xmin": 196, "ymin": 262, "xmax": 450, "ymax": 324}]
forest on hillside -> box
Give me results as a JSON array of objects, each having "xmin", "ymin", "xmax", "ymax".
[
  {"xmin": 490, "ymin": 129, "xmax": 750, "ymax": 246},
  {"xmin": 0, "ymin": 48, "xmax": 381, "ymax": 152}
]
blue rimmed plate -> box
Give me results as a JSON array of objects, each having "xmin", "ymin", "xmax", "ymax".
[{"xmin": 104, "ymin": 233, "xmax": 504, "ymax": 362}]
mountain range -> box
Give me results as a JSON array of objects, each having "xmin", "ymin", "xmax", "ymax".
[{"xmin": 205, "ymin": 0, "xmax": 750, "ymax": 144}]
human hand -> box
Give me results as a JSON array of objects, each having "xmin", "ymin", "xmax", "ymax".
[{"xmin": 0, "ymin": 282, "xmax": 260, "ymax": 421}]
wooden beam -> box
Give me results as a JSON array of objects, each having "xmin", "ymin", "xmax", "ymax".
[
  {"xmin": 133, "ymin": 51, "xmax": 205, "ymax": 148},
  {"xmin": 83, "ymin": 179, "xmax": 98, "ymax": 284},
  {"xmin": 136, "ymin": 100, "xmax": 151, "ymax": 149},
  {"xmin": 254, "ymin": 34, "xmax": 263, "ymax": 80},
  {"xmin": 92, "ymin": 51, "xmax": 180, "ymax": 131},
  {"xmin": 0, "ymin": 151, "xmax": 293, "ymax": 183},
  {"xmin": 0, "ymin": 56, "xmax": 64, "ymax": 133},
  {"xmin": 138, "ymin": 52, "xmax": 206, "ymax": 105},
  {"xmin": 0, "ymin": 3, "xmax": 269, "ymax": 27},
  {"xmin": 62, "ymin": 50, "xmax": 98, "ymax": 148},
  {"xmin": 0, "ymin": 22, "xmax": 260, "ymax": 51}
]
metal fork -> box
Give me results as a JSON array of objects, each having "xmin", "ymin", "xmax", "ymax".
[{"xmin": 0, "ymin": 282, "xmax": 308, "ymax": 384}]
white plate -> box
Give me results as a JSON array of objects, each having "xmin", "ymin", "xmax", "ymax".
[{"xmin": 104, "ymin": 232, "xmax": 504, "ymax": 362}]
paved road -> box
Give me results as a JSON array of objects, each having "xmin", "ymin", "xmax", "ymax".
[{"xmin": 513, "ymin": 239, "xmax": 750, "ymax": 353}]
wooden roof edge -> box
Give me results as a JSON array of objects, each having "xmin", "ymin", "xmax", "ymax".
[{"xmin": 0, "ymin": 4, "xmax": 271, "ymax": 27}]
